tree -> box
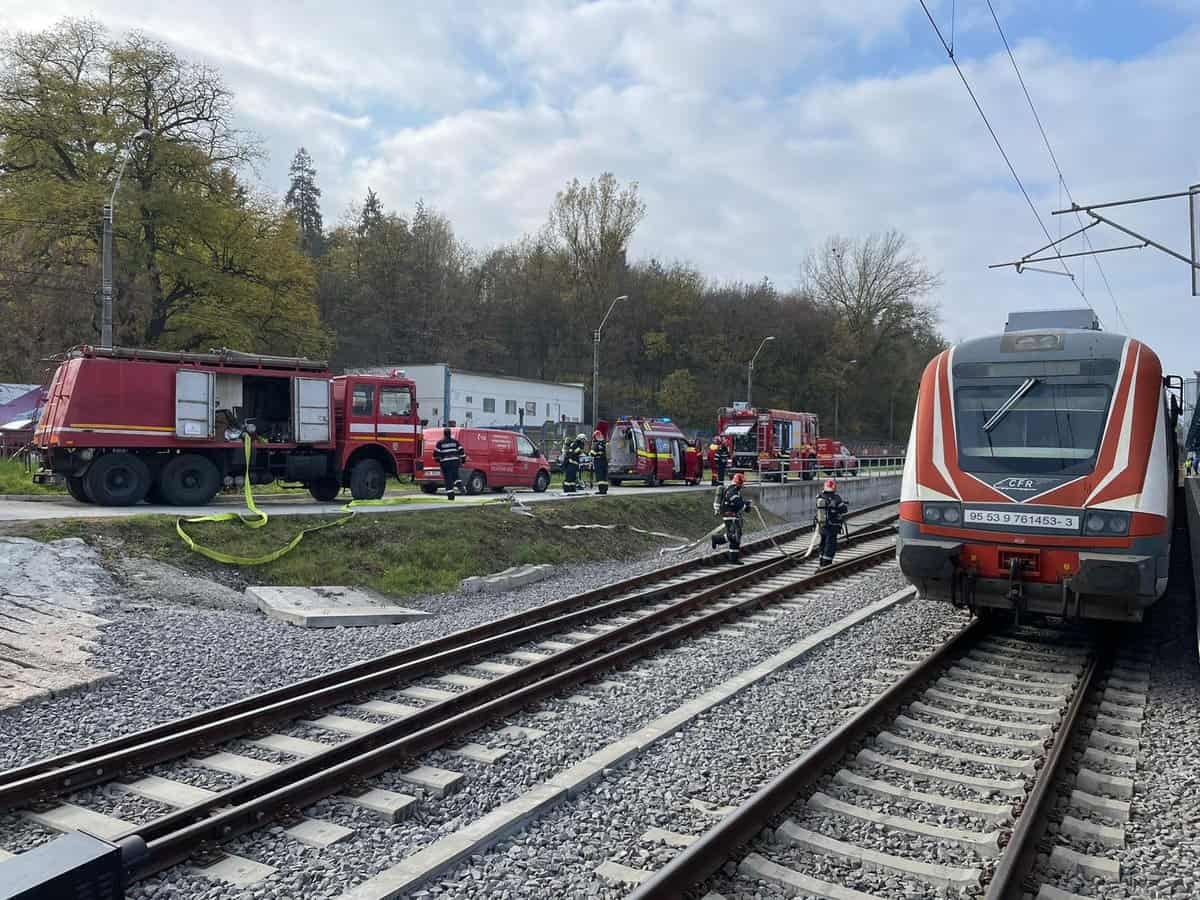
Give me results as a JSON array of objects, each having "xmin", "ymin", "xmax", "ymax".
[
  {"xmin": 549, "ymin": 172, "xmax": 645, "ymax": 307},
  {"xmin": 284, "ymin": 146, "xmax": 323, "ymax": 255},
  {"xmin": 0, "ymin": 18, "xmax": 328, "ymax": 362},
  {"xmin": 659, "ymin": 368, "xmax": 706, "ymax": 428}
]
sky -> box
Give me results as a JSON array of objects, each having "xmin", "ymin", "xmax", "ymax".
[{"xmin": 4, "ymin": 0, "xmax": 1200, "ymax": 376}]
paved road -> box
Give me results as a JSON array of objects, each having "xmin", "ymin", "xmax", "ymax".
[{"xmin": 0, "ymin": 482, "xmax": 709, "ymax": 523}]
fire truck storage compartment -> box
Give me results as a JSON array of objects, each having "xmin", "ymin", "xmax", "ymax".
[{"xmin": 200, "ymin": 373, "xmax": 331, "ymax": 445}]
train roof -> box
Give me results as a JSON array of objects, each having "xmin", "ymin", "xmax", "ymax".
[{"xmin": 952, "ymin": 328, "xmax": 1132, "ymax": 366}]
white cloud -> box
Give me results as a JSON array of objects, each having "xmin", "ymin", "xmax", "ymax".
[{"xmin": 3, "ymin": 1, "xmax": 1199, "ymax": 375}]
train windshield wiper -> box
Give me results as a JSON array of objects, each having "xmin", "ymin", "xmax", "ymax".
[{"xmin": 982, "ymin": 377, "xmax": 1039, "ymax": 433}]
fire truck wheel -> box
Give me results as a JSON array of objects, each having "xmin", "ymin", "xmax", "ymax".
[
  {"xmin": 419, "ymin": 482, "xmax": 439, "ymax": 494},
  {"xmin": 160, "ymin": 454, "xmax": 221, "ymax": 506},
  {"xmin": 85, "ymin": 453, "xmax": 151, "ymax": 506},
  {"xmin": 532, "ymin": 470, "xmax": 550, "ymax": 493},
  {"xmin": 65, "ymin": 476, "xmax": 93, "ymax": 503},
  {"xmin": 307, "ymin": 477, "xmax": 342, "ymax": 502},
  {"xmin": 465, "ymin": 470, "xmax": 486, "ymax": 495},
  {"xmin": 349, "ymin": 458, "xmax": 387, "ymax": 500}
]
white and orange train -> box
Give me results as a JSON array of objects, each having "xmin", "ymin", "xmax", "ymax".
[{"xmin": 898, "ymin": 310, "xmax": 1182, "ymax": 623}]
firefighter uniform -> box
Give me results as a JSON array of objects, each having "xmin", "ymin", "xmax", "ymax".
[
  {"xmin": 592, "ymin": 433, "xmax": 609, "ymax": 495},
  {"xmin": 563, "ymin": 438, "xmax": 583, "ymax": 493},
  {"xmin": 711, "ymin": 476, "xmax": 751, "ymax": 564},
  {"xmin": 815, "ymin": 481, "xmax": 849, "ymax": 567},
  {"xmin": 711, "ymin": 442, "xmax": 730, "ymax": 485},
  {"xmin": 434, "ymin": 429, "xmax": 467, "ymax": 499},
  {"xmin": 685, "ymin": 440, "xmax": 701, "ymax": 483}
]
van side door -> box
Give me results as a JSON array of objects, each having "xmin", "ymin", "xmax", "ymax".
[{"xmin": 515, "ymin": 433, "xmax": 540, "ymax": 482}]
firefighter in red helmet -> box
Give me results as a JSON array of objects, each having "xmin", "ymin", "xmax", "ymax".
[
  {"xmin": 712, "ymin": 471, "xmax": 752, "ymax": 564},
  {"xmin": 710, "ymin": 438, "xmax": 730, "ymax": 486},
  {"xmin": 815, "ymin": 477, "xmax": 849, "ymax": 566},
  {"xmin": 592, "ymin": 430, "xmax": 609, "ymax": 495}
]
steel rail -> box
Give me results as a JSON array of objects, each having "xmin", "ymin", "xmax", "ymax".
[
  {"xmin": 0, "ymin": 523, "xmax": 896, "ymax": 810},
  {"xmin": 629, "ymin": 625, "xmax": 1101, "ymax": 900},
  {"xmin": 0, "ymin": 498, "xmax": 895, "ymax": 795},
  {"xmin": 128, "ymin": 540, "xmax": 898, "ymax": 879},
  {"xmin": 984, "ymin": 648, "xmax": 1105, "ymax": 899}
]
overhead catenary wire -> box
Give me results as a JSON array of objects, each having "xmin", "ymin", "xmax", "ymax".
[
  {"xmin": 917, "ymin": 0, "xmax": 1097, "ymax": 316},
  {"xmin": 985, "ymin": 0, "xmax": 1130, "ymax": 334}
]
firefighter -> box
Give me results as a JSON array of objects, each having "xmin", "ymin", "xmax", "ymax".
[
  {"xmin": 592, "ymin": 430, "xmax": 609, "ymax": 495},
  {"xmin": 562, "ymin": 434, "xmax": 584, "ymax": 493},
  {"xmin": 434, "ymin": 427, "xmax": 467, "ymax": 499},
  {"xmin": 711, "ymin": 472, "xmax": 752, "ymax": 564},
  {"xmin": 815, "ymin": 477, "xmax": 849, "ymax": 567},
  {"xmin": 685, "ymin": 439, "xmax": 701, "ymax": 483},
  {"xmin": 711, "ymin": 439, "xmax": 731, "ymax": 485}
]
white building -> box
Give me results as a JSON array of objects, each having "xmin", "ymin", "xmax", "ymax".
[{"xmin": 348, "ymin": 364, "xmax": 585, "ymax": 428}]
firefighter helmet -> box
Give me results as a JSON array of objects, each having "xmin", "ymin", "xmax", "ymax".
[
  {"xmin": 732, "ymin": 473, "xmax": 745, "ymax": 486},
  {"xmin": 824, "ymin": 478, "xmax": 836, "ymax": 491},
  {"xmin": 577, "ymin": 433, "xmax": 587, "ymax": 442}
]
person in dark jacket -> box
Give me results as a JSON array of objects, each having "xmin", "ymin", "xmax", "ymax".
[
  {"xmin": 433, "ymin": 427, "xmax": 467, "ymax": 499},
  {"xmin": 591, "ymin": 430, "xmax": 609, "ymax": 495},
  {"xmin": 710, "ymin": 440, "xmax": 730, "ymax": 485},
  {"xmin": 711, "ymin": 472, "xmax": 752, "ymax": 564},
  {"xmin": 562, "ymin": 435, "xmax": 583, "ymax": 493},
  {"xmin": 816, "ymin": 478, "xmax": 849, "ymax": 566}
]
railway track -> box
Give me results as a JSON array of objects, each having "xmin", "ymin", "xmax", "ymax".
[
  {"xmin": 625, "ymin": 619, "xmax": 1129, "ymax": 900},
  {"xmin": 0, "ymin": 502, "xmax": 899, "ymax": 888}
]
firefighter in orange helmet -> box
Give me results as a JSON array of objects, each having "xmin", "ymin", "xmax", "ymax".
[
  {"xmin": 592, "ymin": 430, "xmax": 609, "ymax": 495},
  {"xmin": 710, "ymin": 439, "xmax": 730, "ymax": 486},
  {"xmin": 711, "ymin": 472, "xmax": 751, "ymax": 564},
  {"xmin": 815, "ymin": 477, "xmax": 849, "ymax": 566}
]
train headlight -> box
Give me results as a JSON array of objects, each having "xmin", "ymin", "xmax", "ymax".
[
  {"xmin": 1084, "ymin": 511, "xmax": 1130, "ymax": 535},
  {"xmin": 922, "ymin": 504, "xmax": 942, "ymax": 522},
  {"xmin": 1086, "ymin": 513, "xmax": 1106, "ymax": 532},
  {"xmin": 942, "ymin": 506, "xmax": 961, "ymax": 524},
  {"xmin": 1107, "ymin": 513, "xmax": 1129, "ymax": 534},
  {"xmin": 921, "ymin": 502, "xmax": 961, "ymax": 524}
]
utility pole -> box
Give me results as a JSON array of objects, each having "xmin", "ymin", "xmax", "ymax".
[
  {"xmin": 101, "ymin": 129, "xmax": 151, "ymax": 348},
  {"xmin": 747, "ymin": 335, "xmax": 775, "ymax": 406},
  {"xmin": 592, "ymin": 294, "xmax": 628, "ymax": 428}
]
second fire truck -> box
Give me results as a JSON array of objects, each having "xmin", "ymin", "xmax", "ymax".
[{"xmin": 713, "ymin": 405, "xmax": 819, "ymax": 480}]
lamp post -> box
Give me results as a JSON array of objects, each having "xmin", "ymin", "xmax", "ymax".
[
  {"xmin": 833, "ymin": 358, "xmax": 859, "ymax": 438},
  {"xmin": 101, "ymin": 128, "xmax": 152, "ymax": 349},
  {"xmin": 747, "ymin": 336, "xmax": 775, "ymax": 406},
  {"xmin": 592, "ymin": 294, "xmax": 628, "ymax": 428}
]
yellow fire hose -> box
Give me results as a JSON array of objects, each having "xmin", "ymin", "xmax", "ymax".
[{"xmin": 175, "ymin": 435, "xmax": 504, "ymax": 566}]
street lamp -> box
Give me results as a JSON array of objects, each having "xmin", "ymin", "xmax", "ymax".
[
  {"xmin": 833, "ymin": 358, "xmax": 859, "ymax": 438},
  {"xmin": 747, "ymin": 336, "xmax": 775, "ymax": 406},
  {"xmin": 101, "ymin": 128, "xmax": 152, "ymax": 348},
  {"xmin": 592, "ymin": 294, "xmax": 628, "ymax": 428}
]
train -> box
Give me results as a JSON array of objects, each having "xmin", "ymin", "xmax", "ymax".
[{"xmin": 897, "ymin": 309, "xmax": 1181, "ymax": 623}]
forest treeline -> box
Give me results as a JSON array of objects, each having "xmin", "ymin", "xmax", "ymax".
[{"xmin": 0, "ymin": 19, "xmax": 944, "ymax": 441}]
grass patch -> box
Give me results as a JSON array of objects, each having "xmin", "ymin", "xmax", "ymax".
[
  {"xmin": 0, "ymin": 458, "xmax": 61, "ymax": 494},
  {"xmin": 10, "ymin": 492, "xmax": 784, "ymax": 598}
]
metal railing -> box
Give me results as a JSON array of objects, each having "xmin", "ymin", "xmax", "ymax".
[{"xmin": 721, "ymin": 456, "xmax": 907, "ymax": 483}]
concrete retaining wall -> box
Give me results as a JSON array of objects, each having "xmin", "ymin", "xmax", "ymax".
[
  {"xmin": 1184, "ymin": 479, "xmax": 1200, "ymax": 635},
  {"xmin": 751, "ymin": 474, "xmax": 902, "ymax": 523}
]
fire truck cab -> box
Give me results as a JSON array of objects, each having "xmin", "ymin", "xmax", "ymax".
[
  {"xmin": 714, "ymin": 405, "xmax": 819, "ymax": 481},
  {"xmin": 607, "ymin": 416, "xmax": 703, "ymax": 486},
  {"xmin": 33, "ymin": 346, "xmax": 422, "ymax": 506}
]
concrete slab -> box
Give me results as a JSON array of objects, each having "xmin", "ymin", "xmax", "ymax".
[
  {"xmin": 1083, "ymin": 746, "xmax": 1136, "ymax": 774},
  {"xmin": 1089, "ymin": 729, "xmax": 1139, "ymax": 752},
  {"xmin": 690, "ymin": 798, "xmax": 736, "ymax": 818},
  {"xmin": 739, "ymin": 853, "xmax": 885, "ymax": 900},
  {"xmin": 775, "ymin": 820, "xmax": 981, "ymax": 890},
  {"xmin": 286, "ymin": 818, "xmax": 355, "ymax": 848},
  {"xmin": 397, "ymin": 765, "xmax": 464, "ymax": 797},
  {"xmin": 247, "ymin": 733, "xmax": 332, "ymax": 758},
  {"xmin": 876, "ymin": 731, "xmax": 1035, "ymax": 776},
  {"xmin": 22, "ymin": 803, "xmax": 134, "ymax": 840},
  {"xmin": 832, "ymin": 770, "xmax": 1011, "ymax": 824},
  {"xmin": 1070, "ymin": 789, "xmax": 1131, "ymax": 823},
  {"xmin": 641, "ymin": 827, "xmax": 698, "ymax": 848},
  {"xmin": 469, "ymin": 661, "xmax": 522, "ymax": 675},
  {"xmin": 437, "ymin": 673, "xmax": 491, "ymax": 689},
  {"xmin": 249, "ymin": 585, "xmax": 431, "ymax": 628},
  {"xmin": 398, "ymin": 686, "xmax": 458, "ymax": 703},
  {"xmin": 534, "ymin": 641, "xmax": 574, "ymax": 652},
  {"xmin": 497, "ymin": 725, "xmax": 548, "ymax": 741},
  {"xmin": 1060, "ymin": 814, "xmax": 1125, "ymax": 848},
  {"xmin": 808, "ymin": 791, "xmax": 1001, "ymax": 857},
  {"xmin": 507, "ymin": 650, "xmax": 550, "ymax": 663},
  {"xmin": 1036, "ymin": 886, "xmax": 1095, "ymax": 900},
  {"xmin": 191, "ymin": 752, "xmax": 282, "ymax": 779},
  {"xmin": 857, "ymin": 749, "xmax": 1026, "ymax": 797},
  {"xmin": 306, "ymin": 714, "xmax": 378, "ymax": 736},
  {"xmin": 450, "ymin": 743, "xmax": 510, "ymax": 765},
  {"xmin": 1048, "ymin": 845, "xmax": 1119, "ymax": 881},
  {"xmin": 190, "ymin": 853, "xmax": 277, "ymax": 886},
  {"xmin": 1075, "ymin": 767, "xmax": 1134, "ymax": 799},
  {"xmin": 354, "ymin": 700, "xmax": 420, "ymax": 719},
  {"xmin": 118, "ymin": 775, "xmax": 217, "ymax": 807},
  {"xmin": 342, "ymin": 788, "xmax": 417, "ymax": 822},
  {"xmin": 595, "ymin": 860, "xmax": 653, "ymax": 886}
]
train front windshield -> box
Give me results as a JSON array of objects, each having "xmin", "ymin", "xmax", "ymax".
[{"xmin": 954, "ymin": 380, "xmax": 1111, "ymax": 475}]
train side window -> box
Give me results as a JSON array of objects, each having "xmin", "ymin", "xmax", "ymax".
[{"xmin": 352, "ymin": 385, "xmax": 375, "ymax": 415}]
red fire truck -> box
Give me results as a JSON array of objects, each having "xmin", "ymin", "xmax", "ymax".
[
  {"xmin": 32, "ymin": 346, "xmax": 423, "ymax": 506},
  {"xmin": 714, "ymin": 405, "xmax": 819, "ymax": 480},
  {"xmin": 606, "ymin": 416, "xmax": 704, "ymax": 486}
]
